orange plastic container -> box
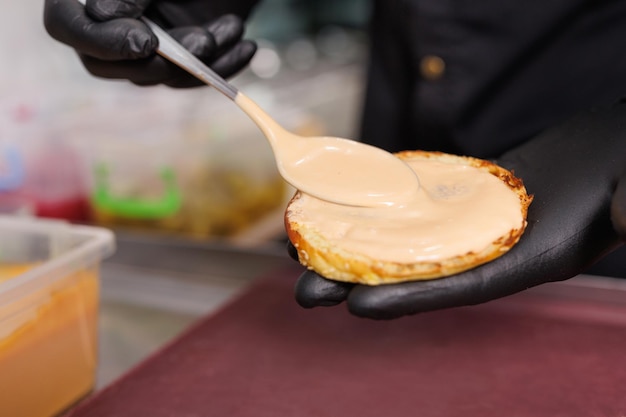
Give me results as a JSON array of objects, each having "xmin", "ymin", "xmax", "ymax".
[{"xmin": 0, "ymin": 216, "xmax": 114, "ymax": 417}]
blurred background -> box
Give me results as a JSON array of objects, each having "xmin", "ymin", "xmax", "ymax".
[
  {"xmin": 0, "ymin": 0, "xmax": 374, "ymax": 394},
  {"xmin": 0, "ymin": 0, "xmax": 371, "ymax": 246},
  {"xmin": 1, "ymin": 3, "xmax": 625, "ymax": 413}
]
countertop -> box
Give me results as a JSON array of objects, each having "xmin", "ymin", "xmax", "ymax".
[
  {"xmin": 96, "ymin": 233, "xmax": 293, "ymax": 388},
  {"xmin": 94, "ymin": 231, "xmax": 626, "ymax": 391},
  {"xmin": 75, "ymin": 251, "xmax": 626, "ymax": 417}
]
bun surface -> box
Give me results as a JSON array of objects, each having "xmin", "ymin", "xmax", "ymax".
[{"xmin": 285, "ymin": 150, "xmax": 533, "ymax": 285}]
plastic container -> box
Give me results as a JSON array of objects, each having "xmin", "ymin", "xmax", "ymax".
[
  {"xmin": 68, "ymin": 87, "xmax": 287, "ymax": 238},
  {"xmin": 0, "ymin": 142, "xmax": 33, "ymax": 215},
  {"xmin": 0, "ymin": 97, "xmax": 90, "ymax": 222},
  {"xmin": 23, "ymin": 138, "xmax": 90, "ymax": 222},
  {"xmin": 0, "ymin": 215, "xmax": 115, "ymax": 417}
]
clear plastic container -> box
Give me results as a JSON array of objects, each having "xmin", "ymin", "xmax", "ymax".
[
  {"xmin": 0, "ymin": 142, "xmax": 33, "ymax": 215},
  {"xmin": 68, "ymin": 88, "xmax": 287, "ymax": 238},
  {"xmin": 0, "ymin": 215, "xmax": 115, "ymax": 417},
  {"xmin": 0, "ymin": 96, "xmax": 90, "ymax": 222},
  {"xmin": 23, "ymin": 138, "xmax": 90, "ymax": 222}
]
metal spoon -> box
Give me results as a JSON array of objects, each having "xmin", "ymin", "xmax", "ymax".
[{"xmin": 82, "ymin": 4, "xmax": 420, "ymax": 207}]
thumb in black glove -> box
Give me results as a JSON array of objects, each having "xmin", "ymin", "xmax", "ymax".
[
  {"xmin": 44, "ymin": 0, "xmax": 259, "ymax": 87},
  {"xmin": 291, "ymin": 103, "xmax": 626, "ymax": 319}
]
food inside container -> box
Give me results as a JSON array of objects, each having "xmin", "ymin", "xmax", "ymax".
[
  {"xmin": 0, "ymin": 99, "xmax": 90, "ymax": 222},
  {"xmin": 0, "ymin": 215, "xmax": 114, "ymax": 417},
  {"xmin": 0, "ymin": 142, "xmax": 33, "ymax": 215},
  {"xmin": 23, "ymin": 139, "xmax": 90, "ymax": 221},
  {"xmin": 68, "ymin": 88, "xmax": 288, "ymax": 238},
  {"xmin": 87, "ymin": 135, "xmax": 286, "ymax": 237}
]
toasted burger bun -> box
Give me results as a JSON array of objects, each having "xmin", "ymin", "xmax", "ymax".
[{"xmin": 285, "ymin": 150, "xmax": 533, "ymax": 285}]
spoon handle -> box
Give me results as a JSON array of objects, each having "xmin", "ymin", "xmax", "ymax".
[{"xmin": 140, "ymin": 17, "xmax": 239, "ymax": 100}]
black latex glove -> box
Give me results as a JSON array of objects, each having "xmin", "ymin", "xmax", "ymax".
[
  {"xmin": 44, "ymin": 0, "xmax": 259, "ymax": 87},
  {"xmin": 291, "ymin": 103, "xmax": 626, "ymax": 319}
]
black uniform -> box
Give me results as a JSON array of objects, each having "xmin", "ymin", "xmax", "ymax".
[{"xmin": 361, "ymin": 0, "xmax": 626, "ymax": 158}]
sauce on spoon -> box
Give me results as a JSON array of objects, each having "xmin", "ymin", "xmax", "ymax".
[{"xmin": 235, "ymin": 93, "xmax": 419, "ymax": 207}]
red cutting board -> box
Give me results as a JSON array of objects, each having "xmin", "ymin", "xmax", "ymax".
[{"xmin": 66, "ymin": 267, "xmax": 626, "ymax": 417}]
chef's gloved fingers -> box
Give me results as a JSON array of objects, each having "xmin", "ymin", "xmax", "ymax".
[
  {"xmin": 204, "ymin": 38, "xmax": 257, "ymax": 78},
  {"xmin": 80, "ymin": 36, "xmax": 255, "ymax": 87},
  {"xmin": 45, "ymin": 0, "xmax": 255, "ymax": 85},
  {"xmin": 44, "ymin": 0, "xmax": 157, "ymax": 60},
  {"xmin": 343, "ymin": 250, "xmax": 545, "ymax": 320},
  {"xmin": 87, "ymin": 0, "xmax": 151, "ymax": 20},
  {"xmin": 294, "ymin": 261, "xmax": 510, "ymax": 318},
  {"xmin": 79, "ymin": 16, "xmax": 254, "ymax": 87},
  {"xmin": 76, "ymin": 25, "xmax": 212, "ymax": 86},
  {"xmin": 286, "ymin": 240, "xmax": 299, "ymax": 261},
  {"xmin": 295, "ymin": 271, "xmax": 354, "ymax": 308},
  {"xmin": 612, "ymin": 172, "xmax": 626, "ymax": 240},
  {"xmin": 288, "ymin": 240, "xmax": 354, "ymax": 308},
  {"xmin": 345, "ymin": 273, "xmax": 493, "ymax": 320}
]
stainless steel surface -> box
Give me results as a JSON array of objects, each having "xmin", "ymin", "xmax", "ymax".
[{"xmin": 97, "ymin": 234, "xmax": 292, "ymax": 388}]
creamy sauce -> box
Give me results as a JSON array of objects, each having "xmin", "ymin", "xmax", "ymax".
[
  {"xmin": 0, "ymin": 265, "xmax": 98, "ymax": 417},
  {"xmin": 289, "ymin": 159, "xmax": 524, "ymax": 263},
  {"xmin": 235, "ymin": 93, "xmax": 420, "ymax": 207}
]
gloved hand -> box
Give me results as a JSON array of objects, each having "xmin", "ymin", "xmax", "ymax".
[
  {"xmin": 44, "ymin": 0, "xmax": 259, "ymax": 87},
  {"xmin": 291, "ymin": 102, "xmax": 626, "ymax": 319}
]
